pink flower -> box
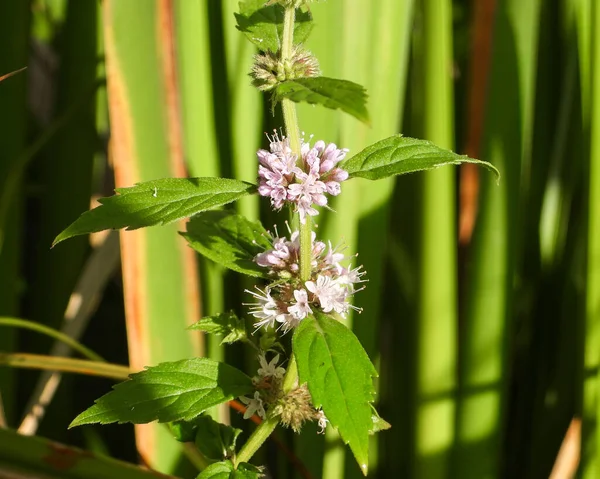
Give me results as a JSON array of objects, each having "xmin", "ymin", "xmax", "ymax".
[{"xmin": 256, "ymin": 132, "xmax": 349, "ymax": 221}]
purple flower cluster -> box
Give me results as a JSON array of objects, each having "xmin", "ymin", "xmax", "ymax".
[
  {"xmin": 257, "ymin": 132, "xmax": 349, "ymax": 223},
  {"xmin": 246, "ymin": 231, "xmax": 365, "ymax": 332}
]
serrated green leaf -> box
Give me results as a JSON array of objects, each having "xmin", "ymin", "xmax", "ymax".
[
  {"xmin": 235, "ymin": 0, "xmax": 313, "ymax": 52},
  {"xmin": 53, "ymin": 178, "xmax": 257, "ymax": 246},
  {"xmin": 293, "ymin": 312, "xmax": 377, "ymax": 475},
  {"xmin": 340, "ymin": 135, "xmax": 500, "ymax": 181},
  {"xmin": 70, "ymin": 358, "xmax": 253, "ymax": 427},
  {"xmin": 276, "ymin": 77, "xmax": 369, "ymax": 124},
  {"xmin": 196, "ymin": 461, "xmax": 262, "ymax": 479},
  {"xmin": 180, "ymin": 210, "xmax": 271, "ymax": 278},
  {"xmin": 188, "ymin": 311, "xmax": 247, "ymax": 345},
  {"xmin": 194, "ymin": 414, "xmax": 242, "ymax": 461}
]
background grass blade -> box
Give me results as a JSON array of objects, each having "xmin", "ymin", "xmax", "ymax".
[
  {"xmin": 582, "ymin": 1, "xmax": 600, "ymax": 476},
  {"xmin": 456, "ymin": 0, "xmax": 541, "ymax": 477},
  {"xmin": 412, "ymin": 0, "xmax": 457, "ymax": 477},
  {"xmin": 0, "ymin": 0, "xmax": 30, "ymax": 426},
  {"xmin": 102, "ymin": 0, "xmax": 201, "ymax": 472}
]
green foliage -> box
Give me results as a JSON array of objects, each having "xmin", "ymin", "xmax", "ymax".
[
  {"xmin": 197, "ymin": 461, "xmax": 262, "ymax": 479},
  {"xmin": 53, "ymin": 178, "xmax": 257, "ymax": 246},
  {"xmin": 340, "ymin": 135, "xmax": 500, "ymax": 181},
  {"xmin": 188, "ymin": 311, "xmax": 247, "ymax": 345},
  {"xmin": 235, "ymin": 0, "xmax": 313, "ymax": 52},
  {"xmin": 180, "ymin": 210, "xmax": 271, "ymax": 278},
  {"xmin": 293, "ymin": 312, "xmax": 378, "ymax": 475},
  {"xmin": 194, "ymin": 415, "xmax": 243, "ymax": 462},
  {"xmin": 70, "ymin": 358, "xmax": 253, "ymax": 427},
  {"xmin": 276, "ymin": 77, "xmax": 369, "ymax": 124}
]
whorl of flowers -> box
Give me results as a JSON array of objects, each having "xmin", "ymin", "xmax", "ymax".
[
  {"xmin": 246, "ymin": 230, "xmax": 365, "ymax": 333},
  {"xmin": 257, "ymin": 131, "xmax": 349, "ymax": 223},
  {"xmin": 251, "ymin": 46, "xmax": 320, "ymax": 92}
]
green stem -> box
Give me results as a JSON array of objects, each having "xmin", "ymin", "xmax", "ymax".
[
  {"xmin": 299, "ymin": 215, "xmax": 313, "ymax": 281},
  {"xmin": 235, "ymin": 416, "xmax": 279, "ymax": 466},
  {"xmin": 282, "ymin": 98, "xmax": 301, "ymax": 154},
  {"xmin": 281, "ymin": 6, "xmax": 295, "ymax": 62}
]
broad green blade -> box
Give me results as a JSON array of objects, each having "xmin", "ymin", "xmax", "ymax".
[
  {"xmin": 0, "ymin": 427, "xmax": 176, "ymax": 479},
  {"xmin": 222, "ymin": 0, "xmax": 262, "ymax": 221},
  {"xmin": 456, "ymin": 1, "xmax": 541, "ymax": 478},
  {"xmin": 582, "ymin": 1, "xmax": 600, "ymax": 476},
  {"xmin": 173, "ymin": 1, "xmax": 229, "ymax": 425},
  {"xmin": 102, "ymin": 1, "xmax": 202, "ymax": 472},
  {"xmin": 0, "ymin": 0, "xmax": 29, "ymax": 424},
  {"xmin": 412, "ymin": 1, "xmax": 458, "ymax": 478}
]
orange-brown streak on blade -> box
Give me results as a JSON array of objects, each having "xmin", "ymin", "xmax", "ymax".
[
  {"xmin": 0, "ymin": 67, "xmax": 27, "ymax": 83},
  {"xmin": 157, "ymin": 0, "xmax": 203, "ymax": 357},
  {"xmin": 459, "ymin": 0, "xmax": 496, "ymax": 245},
  {"xmin": 102, "ymin": 0, "xmax": 154, "ymax": 459},
  {"xmin": 549, "ymin": 418, "xmax": 581, "ymax": 479}
]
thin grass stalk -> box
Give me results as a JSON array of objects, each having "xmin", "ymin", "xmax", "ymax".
[
  {"xmin": 102, "ymin": 0, "xmax": 201, "ymax": 472},
  {"xmin": 0, "ymin": 0, "xmax": 29, "ymax": 425},
  {"xmin": 581, "ymin": 2, "xmax": 600, "ymax": 475}
]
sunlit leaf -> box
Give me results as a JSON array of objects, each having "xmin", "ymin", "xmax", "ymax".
[
  {"xmin": 53, "ymin": 178, "xmax": 256, "ymax": 246},
  {"xmin": 70, "ymin": 358, "xmax": 253, "ymax": 427},
  {"xmin": 276, "ymin": 77, "xmax": 369, "ymax": 124},
  {"xmin": 293, "ymin": 312, "xmax": 378, "ymax": 475},
  {"xmin": 340, "ymin": 135, "xmax": 500, "ymax": 181}
]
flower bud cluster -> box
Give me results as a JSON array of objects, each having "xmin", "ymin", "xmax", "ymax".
[
  {"xmin": 251, "ymin": 46, "xmax": 320, "ymax": 92},
  {"xmin": 246, "ymin": 230, "xmax": 365, "ymax": 333},
  {"xmin": 257, "ymin": 131, "xmax": 349, "ymax": 223},
  {"xmin": 239, "ymin": 354, "xmax": 328, "ymax": 433}
]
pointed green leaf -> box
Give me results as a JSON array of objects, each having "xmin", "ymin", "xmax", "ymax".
[
  {"xmin": 180, "ymin": 210, "xmax": 271, "ymax": 278},
  {"xmin": 197, "ymin": 461, "xmax": 262, "ymax": 479},
  {"xmin": 194, "ymin": 414, "xmax": 243, "ymax": 461},
  {"xmin": 235, "ymin": 0, "xmax": 313, "ymax": 52},
  {"xmin": 70, "ymin": 358, "xmax": 253, "ymax": 427},
  {"xmin": 293, "ymin": 312, "xmax": 378, "ymax": 475},
  {"xmin": 53, "ymin": 178, "xmax": 257, "ymax": 246},
  {"xmin": 188, "ymin": 311, "xmax": 248, "ymax": 345},
  {"xmin": 340, "ymin": 135, "xmax": 500, "ymax": 181},
  {"xmin": 276, "ymin": 77, "xmax": 369, "ymax": 124}
]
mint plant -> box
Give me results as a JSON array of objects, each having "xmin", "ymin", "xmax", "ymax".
[{"xmin": 54, "ymin": 1, "xmax": 498, "ymax": 477}]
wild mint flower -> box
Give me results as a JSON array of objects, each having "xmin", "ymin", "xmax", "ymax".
[
  {"xmin": 240, "ymin": 391, "xmax": 266, "ymax": 420},
  {"xmin": 305, "ymin": 275, "xmax": 347, "ymax": 314},
  {"xmin": 257, "ymin": 353, "xmax": 286, "ymax": 380},
  {"xmin": 256, "ymin": 132, "xmax": 349, "ymax": 222},
  {"xmin": 245, "ymin": 286, "xmax": 290, "ymax": 330},
  {"xmin": 255, "ymin": 230, "xmax": 341, "ymax": 278},
  {"xmin": 287, "ymin": 288, "xmax": 312, "ymax": 322}
]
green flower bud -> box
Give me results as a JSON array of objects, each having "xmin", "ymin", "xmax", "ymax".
[{"xmin": 250, "ymin": 46, "xmax": 320, "ymax": 91}]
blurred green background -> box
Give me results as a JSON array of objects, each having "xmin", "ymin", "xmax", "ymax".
[{"xmin": 0, "ymin": 0, "xmax": 599, "ymax": 478}]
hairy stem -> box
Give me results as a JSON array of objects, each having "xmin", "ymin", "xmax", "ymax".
[
  {"xmin": 235, "ymin": 415, "xmax": 280, "ymax": 466},
  {"xmin": 234, "ymin": 6, "xmax": 305, "ymax": 468}
]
